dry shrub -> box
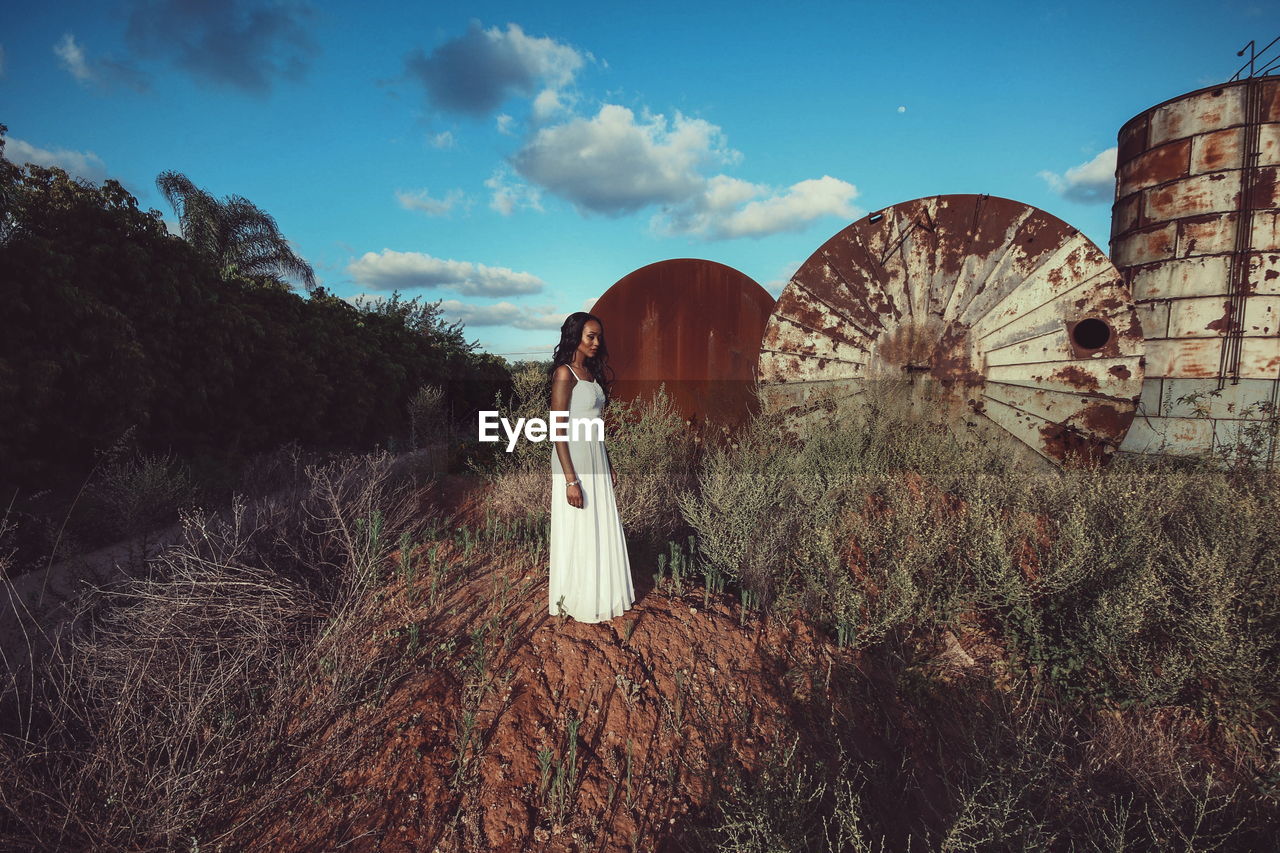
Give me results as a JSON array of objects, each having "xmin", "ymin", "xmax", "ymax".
[
  {"xmin": 605, "ymin": 385, "xmax": 696, "ymax": 546},
  {"xmin": 487, "ymin": 466, "xmax": 549, "ymax": 526},
  {"xmin": 82, "ymin": 450, "xmax": 196, "ymax": 541},
  {"xmin": 0, "ymin": 450, "xmax": 440, "ymax": 851}
]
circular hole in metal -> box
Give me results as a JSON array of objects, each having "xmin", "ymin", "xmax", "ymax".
[{"xmin": 1072, "ymin": 317, "xmax": 1111, "ymax": 350}]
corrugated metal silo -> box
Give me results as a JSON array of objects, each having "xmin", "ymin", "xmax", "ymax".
[{"xmin": 1111, "ymin": 76, "xmax": 1280, "ymax": 458}]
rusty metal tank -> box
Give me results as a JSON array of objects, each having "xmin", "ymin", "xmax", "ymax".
[
  {"xmin": 1110, "ymin": 76, "xmax": 1280, "ymax": 459},
  {"xmin": 758, "ymin": 194, "xmax": 1146, "ymax": 466},
  {"xmin": 591, "ymin": 258, "xmax": 775, "ymax": 425}
]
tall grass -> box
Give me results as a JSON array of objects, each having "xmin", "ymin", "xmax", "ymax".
[
  {"xmin": 676, "ymin": 383, "xmax": 1280, "ymax": 848},
  {"xmin": 0, "ymin": 450, "xmax": 442, "ymax": 850}
]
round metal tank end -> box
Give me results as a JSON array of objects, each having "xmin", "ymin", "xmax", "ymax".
[
  {"xmin": 591, "ymin": 258, "xmax": 776, "ymax": 426},
  {"xmin": 758, "ymin": 195, "xmax": 1146, "ymax": 466}
]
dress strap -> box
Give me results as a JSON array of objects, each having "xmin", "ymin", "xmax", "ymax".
[{"xmin": 565, "ymin": 363, "xmax": 582, "ymax": 381}]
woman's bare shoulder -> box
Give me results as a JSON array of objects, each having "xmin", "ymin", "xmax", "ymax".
[{"xmin": 552, "ymin": 364, "xmax": 576, "ymax": 382}]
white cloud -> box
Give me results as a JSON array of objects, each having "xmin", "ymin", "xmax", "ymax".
[
  {"xmin": 1039, "ymin": 147, "xmax": 1117, "ymax": 204},
  {"xmin": 5, "ymin": 136, "xmax": 108, "ymax": 183},
  {"xmin": 406, "ymin": 22, "xmax": 587, "ymax": 117},
  {"xmin": 51, "ymin": 31, "xmax": 149, "ymax": 92},
  {"xmin": 897, "ymin": 105, "xmax": 906, "ymax": 114},
  {"xmin": 657, "ymin": 174, "xmax": 861, "ymax": 240},
  {"xmin": 511, "ymin": 103, "xmax": 740, "ymax": 216},
  {"xmin": 582, "ymin": 296, "xmax": 597, "ymax": 311},
  {"xmin": 428, "ymin": 130, "xmax": 455, "ymax": 149},
  {"xmin": 496, "ymin": 113, "xmax": 516, "ymax": 135},
  {"xmin": 531, "ymin": 87, "xmax": 569, "ymax": 122},
  {"xmin": 438, "ymin": 299, "xmax": 567, "ymax": 330},
  {"xmin": 54, "ymin": 33, "xmax": 93, "ymax": 82},
  {"xmin": 347, "ymin": 249, "xmax": 545, "ymax": 296},
  {"xmin": 485, "ymin": 167, "xmax": 543, "ymax": 216},
  {"xmin": 162, "ymin": 217, "xmax": 182, "ymax": 237},
  {"xmin": 395, "ymin": 187, "xmax": 467, "ymax": 217}
]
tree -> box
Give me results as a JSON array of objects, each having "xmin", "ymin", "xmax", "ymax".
[{"xmin": 155, "ymin": 170, "xmax": 316, "ymax": 293}]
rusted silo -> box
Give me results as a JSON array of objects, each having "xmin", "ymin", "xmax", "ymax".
[
  {"xmin": 591, "ymin": 258, "xmax": 775, "ymax": 425},
  {"xmin": 1111, "ymin": 76, "xmax": 1280, "ymax": 459},
  {"xmin": 759, "ymin": 195, "xmax": 1145, "ymax": 466}
]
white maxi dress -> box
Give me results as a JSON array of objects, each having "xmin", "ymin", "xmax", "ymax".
[{"xmin": 548, "ymin": 365, "xmax": 635, "ymax": 622}]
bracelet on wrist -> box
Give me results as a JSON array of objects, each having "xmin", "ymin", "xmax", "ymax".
[{"xmin": 566, "ymin": 478, "xmax": 581, "ymax": 488}]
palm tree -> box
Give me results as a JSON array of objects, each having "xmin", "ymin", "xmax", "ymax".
[{"xmin": 156, "ymin": 170, "xmax": 316, "ymax": 293}]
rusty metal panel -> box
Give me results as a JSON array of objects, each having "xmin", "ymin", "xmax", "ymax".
[
  {"xmin": 1143, "ymin": 338, "xmax": 1222, "ymax": 378},
  {"xmin": 591, "ymin": 258, "xmax": 774, "ymax": 426},
  {"xmin": 1266, "ymin": 78, "xmax": 1280, "ymax": 121},
  {"xmin": 1134, "ymin": 301, "xmax": 1172, "ymax": 338},
  {"xmin": 1131, "ymin": 256, "xmax": 1233, "ymax": 300},
  {"xmin": 1160, "ymin": 377, "xmax": 1279, "ymax": 418},
  {"xmin": 1114, "ymin": 223, "xmax": 1177, "ymax": 266},
  {"xmin": 1251, "ymin": 211, "xmax": 1280, "ymax": 248},
  {"xmin": 1243, "ymin": 295, "xmax": 1280, "ymax": 334},
  {"xmin": 1249, "ymin": 251, "xmax": 1280, "ymax": 293},
  {"xmin": 1190, "ymin": 127, "xmax": 1244, "ymax": 175},
  {"xmin": 1240, "ymin": 337, "xmax": 1280, "ymax": 377},
  {"xmin": 1175, "ymin": 212, "xmax": 1238, "ymax": 257},
  {"xmin": 1145, "ymin": 171, "xmax": 1242, "ymax": 220},
  {"xmin": 758, "ymin": 194, "xmax": 1145, "ymax": 466},
  {"xmin": 1149, "ymin": 86, "xmax": 1245, "ymax": 146},
  {"xmin": 1114, "ymin": 194, "xmax": 1142, "ymax": 234},
  {"xmin": 1119, "ymin": 138, "xmax": 1192, "ymax": 196},
  {"xmin": 1165, "ymin": 297, "xmax": 1235, "ymax": 338},
  {"xmin": 1124, "ymin": 415, "xmax": 1215, "ymax": 455},
  {"xmin": 1261, "ymin": 124, "xmax": 1280, "ymax": 166},
  {"xmin": 1253, "ymin": 165, "xmax": 1280, "ymax": 209}
]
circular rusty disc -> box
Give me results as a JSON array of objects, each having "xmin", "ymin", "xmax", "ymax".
[
  {"xmin": 592, "ymin": 258, "xmax": 775, "ymax": 426},
  {"xmin": 758, "ymin": 195, "xmax": 1145, "ymax": 465}
]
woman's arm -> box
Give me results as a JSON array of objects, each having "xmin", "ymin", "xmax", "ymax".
[{"xmin": 550, "ymin": 365, "xmax": 584, "ymax": 509}]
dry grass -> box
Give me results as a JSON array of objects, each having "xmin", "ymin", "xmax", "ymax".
[
  {"xmin": 3, "ymin": 383, "xmax": 1278, "ymax": 850},
  {"xmin": 0, "ymin": 450, "xmax": 442, "ymax": 850}
]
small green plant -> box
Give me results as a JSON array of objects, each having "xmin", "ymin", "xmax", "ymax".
[
  {"xmin": 537, "ymin": 714, "xmax": 582, "ymax": 830},
  {"xmin": 451, "ymin": 709, "xmax": 478, "ymax": 789}
]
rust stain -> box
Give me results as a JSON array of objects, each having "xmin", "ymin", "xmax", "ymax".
[
  {"xmin": 1074, "ymin": 402, "xmax": 1131, "ymax": 442},
  {"xmin": 1121, "ymin": 138, "xmax": 1190, "ymax": 191},
  {"xmin": 1265, "ymin": 79, "xmax": 1280, "ymax": 122},
  {"xmin": 1108, "ymin": 364, "xmax": 1132, "ymax": 379},
  {"xmin": 1051, "ymin": 365, "xmax": 1101, "ymax": 392},
  {"xmin": 1251, "ymin": 166, "xmax": 1279, "ymax": 210},
  {"xmin": 1039, "ymin": 423, "xmax": 1108, "ymax": 466},
  {"xmin": 1198, "ymin": 128, "xmax": 1238, "ymax": 172},
  {"xmin": 930, "ymin": 323, "xmax": 984, "ymax": 389},
  {"xmin": 1205, "ymin": 300, "xmax": 1234, "ymax": 334}
]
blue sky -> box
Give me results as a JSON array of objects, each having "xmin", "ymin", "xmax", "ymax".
[{"xmin": 3, "ymin": 0, "xmax": 1275, "ymax": 357}]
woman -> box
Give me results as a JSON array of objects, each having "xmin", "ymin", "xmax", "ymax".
[{"xmin": 547, "ymin": 312, "xmax": 635, "ymax": 622}]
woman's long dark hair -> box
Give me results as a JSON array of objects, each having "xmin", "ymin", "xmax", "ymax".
[{"xmin": 549, "ymin": 311, "xmax": 615, "ymax": 403}]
